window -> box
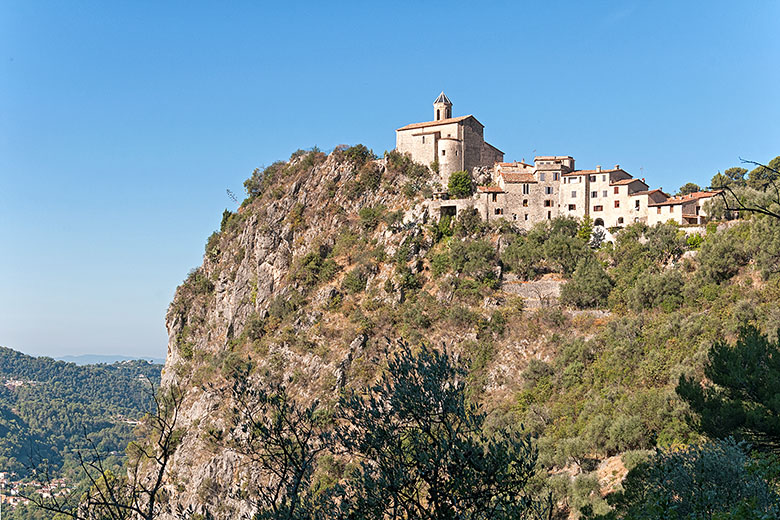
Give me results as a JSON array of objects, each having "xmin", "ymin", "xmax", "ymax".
[
  {"xmin": 571, "ymin": 190, "xmax": 577, "ymax": 198},
  {"xmin": 491, "ymin": 193, "xmax": 498, "ymax": 202},
  {"xmin": 614, "ymin": 186, "xmax": 619, "ymax": 194},
  {"xmin": 669, "ymin": 206, "xmax": 674, "ymax": 213},
  {"xmin": 441, "ymin": 150, "xmax": 445, "ymax": 156},
  {"xmin": 512, "ymin": 214, "xmax": 517, "ymax": 221},
  {"xmin": 545, "ymin": 187, "xmax": 553, "ymax": 195},
  {"xmin": 614, "ymin": 200, "xmax": 620, "ymax": 208},
  {"xmin": 602, "ymin": 190, "xmax": 608, "ymax": 198},
  {"xmin": 524, "ymin": 214, "xmax": 529, "ymax": 221},
  {"xmin": 635, "ymin": 200, "xmax": 640, "ymax": 209},
  {"xmin": 590, "ymin": 175, "xmax": 596, "ymax": 182},
  {"xmin": 422, "ymin": 136, "xmax": 425, "ymax": 143},
  {"xmin": 657, "ymin": 207, "xmax": 662, "ymax": 214},
  {"xmin": 602, "ymin": 175, "xmax": 607, "ymax": 182},
  {"xmin": 437, "ymin": 109, "xmax": 440, "ymax": 120},
  {"xmin": 544, "ymin": 200, "xmax": 553, "ymax": 207},
  {"xmin": 554, "ymin": 173, "xmax": 559, "ymax": 181},
  {"xmin": 522, "ymin": 184, "xmax": 530, "ymax": 195},
  {"xmin": 522, "ymin": 199, "xmax": 528, "ymax": 207},
  {"xmin": 494, "ymin": 208, "xmax": 503, "ymax": 215},
  {"xmin": 593, "ymin": 205, "xmax": 603, "ymax": 212},
  {"xmin": 618, "ymin": 217, "xmax": 624, "ymax": 224},
  {"xmin": 568, "ymin": 204, "xmax": 576, "ymax": 211},
  {"xmin": 547, "ymin": 211, "xmax": 552, "ymax": 219},
  {"xmin": 591, "ymin": 191, "xmax": 598, "ymax": 198},
  {"xmin": 539, "ymin": 173, "xmax": 546, "ymax": 181}
]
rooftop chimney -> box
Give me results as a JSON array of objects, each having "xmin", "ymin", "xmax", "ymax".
[
  {"xmin": 615, "ymin": 164, "xmax": 620, "ymax": 169},
  {"xmin": 596, "ymin": 165, "xmax": 602, "ymax": 172}
]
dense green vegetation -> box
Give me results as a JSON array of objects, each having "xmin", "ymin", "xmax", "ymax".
[{"xmin": 0, "ymin": 347, "xmax": 161, "ymax": 479}]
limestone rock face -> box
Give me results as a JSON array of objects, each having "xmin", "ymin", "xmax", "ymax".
[
  {"xmin": 153, "ymin": 149, "xmax": 560, "ymax": 518},
  {"xmin": 156, "ymin": 151, "xmax": 439, "ymax": 517}
]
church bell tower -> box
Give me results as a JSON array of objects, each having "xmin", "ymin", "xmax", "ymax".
[{"xmin": 433, "ymin": 92, "xmax": 452, "ymax": 121}]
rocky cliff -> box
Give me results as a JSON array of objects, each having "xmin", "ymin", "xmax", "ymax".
[
  {"xmin": 155, "ymin": 147, "xmax": 570, "ymax": 518},
  {"xmin": 150, "ymin": 145, "xmax": 780, "ymax": 519}
]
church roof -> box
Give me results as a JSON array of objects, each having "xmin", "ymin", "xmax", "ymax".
[
  {"xmin": 434, "ymin": 92, "xmax": 452, "ymax": 105},
  {"xmin": 396, "ymin": 115, "xmax": 480, "ymax": 132}
]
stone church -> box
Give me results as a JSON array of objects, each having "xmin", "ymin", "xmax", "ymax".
[{"xmin": 395, "ymin": 93, "xmax": 504, "ymax": 186}]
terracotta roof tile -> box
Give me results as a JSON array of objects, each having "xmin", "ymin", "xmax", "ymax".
[
  {"xmin": 478, "ymin": 186, "xmax": 504, "ymax": 193},
  {"xmin": 501, "ymin": 172, "xmax": 536, "ymax": 183},
  {"xmin": 396, "ymin": 115, "xmax": 479, "ymax": 131},
  {"xmin": 648, "ymin": 191, "xmax": 720, "ymax": 207},
  {"xmin": 630, "ymin": 189, "xmax": 668, "ymax": 197},
  {"xmin": 610, "ymin": 178, "xmax": 645, "ymax": 186}
]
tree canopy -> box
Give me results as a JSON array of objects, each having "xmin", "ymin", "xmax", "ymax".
[{"xmin": 677, "ymin": 327, "xmax": 780, "ymax": 451}]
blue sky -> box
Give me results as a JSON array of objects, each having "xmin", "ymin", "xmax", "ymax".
[{"xmin": 1, "ymin": 1, "xmax": 778, "ymax": 359}]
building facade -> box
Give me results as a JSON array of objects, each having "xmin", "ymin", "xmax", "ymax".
[
  {"xmin": 398, "ymin": 94, "xmax": 719, "ymax": 228},
  {"xmin": 396, "ymin": 93, "xmax": 503, "ymax": 187}
]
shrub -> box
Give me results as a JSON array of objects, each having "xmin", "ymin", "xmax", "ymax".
[
  {"xmin": 287, "ymin": 203, "xmax": 305, "ymax": 232},
  {"xmin": 291, "ymin": 251, "xmax": 341, "ymax": 289},
  {"xmin": 342, "ymin": 265, "xmax": 369, "ymax": 294},
  {"xmin": 358, "ymin": 205, "xmax": 386, "ymax": 231},
  {"xmin": 449, "ymin": 239, "xmax": 497, "ymax": 284},
  {"xmin": 447, "ymin": 170, "xmax": 473, "ymax": 198},
  {"xmin": 560, "ymin": 255, "xmax": 613, "ymax": 309},
  {"xmin": 245, "ymin": 313, "xmax": 265, "ymax": 341},
  {"xmin": 544, "ymin": 233, "xmax": 588, "ymax": 276},
  {"xmin": 604, "ymin": 440, "xmax": 779, "ymax": 519},
  {"xmin": 205, "ymin": 231, "xmax": 220, "ymax": 261},
  {"xmin": 698, "ymin": 226, "xmax": 749, "ymax": 283},
  {"xmin": 686, "ymin": 232, "xmax": 704, "ymax": 249},
  {"xmin": 645, "ymin": 222, "xmax": 687, "ymax": 263},
  {"xmin": 629, "ymin": 268, "xmax": 684, "ymax": 311},
  {"xmin": 183, "ymin": 268, "xmax": 214, "ymax": 295},
  {"xmin": 501, "ymin": 236, "xmax": 544, "ymax": 280},
  {"xmin": 431, "ymin": 252, "xmax": 451, "ymax": 278},
  {"xmin": 243, "ymin": 161, "xmax": 286, "ymax": 200},
  {"xmin": 453, "ymin": 207, "xmax": 484, "ymax": 237}
]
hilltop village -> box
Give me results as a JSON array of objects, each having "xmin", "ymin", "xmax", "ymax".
[{"xmin": 397, "ymin": 93, "xmax": 720, "ymax": 229}]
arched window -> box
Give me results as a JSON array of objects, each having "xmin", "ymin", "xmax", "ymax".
[
  {"xmin": 594, "ymin": 218, "xmax": 605, "ymax": 227},
  {"xmin": 437, "ymin": 109, "xmax": 440, "ymax": 120}
]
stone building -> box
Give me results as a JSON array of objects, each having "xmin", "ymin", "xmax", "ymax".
[
  {"xmin": 397, "ymin": 94, "xmax": 719, "ymax": 229},
  {"xmin": 396, "ymin": 93, "xmax": 503, "ymax": 186},
  {"xmin": 647, "ymin": 191, "xmax": 719, "ymax": 226},
  {"xmin": 472, "ymin": 159, "xmax": 719, "ymax": 228}
]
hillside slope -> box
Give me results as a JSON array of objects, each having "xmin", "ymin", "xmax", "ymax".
[
  {"xmin": 0, "ymin": 347, "xmax": 162, "ymax": 478},
  {"xmin": 156, "ymin": 146, "xmax": 780, "ymax": 518}
]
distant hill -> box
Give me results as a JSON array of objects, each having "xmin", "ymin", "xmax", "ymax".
[
  {"xmin": 56, "ymin": 354, "xmax": 166, "ymax": 365},
  {"xmin": 0, "ymin": 346, "xmax": 162, "ymax": 479}
]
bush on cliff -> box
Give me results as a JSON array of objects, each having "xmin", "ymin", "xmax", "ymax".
[{"xmin": 447, "ymin": 169, "xmax": 473, "ymax": 198}]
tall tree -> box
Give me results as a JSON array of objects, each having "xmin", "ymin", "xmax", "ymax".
[
  {"xmin": 676, "ymin": 327, "xmax": 780, "ymax": 452},
  {"xmin": 677, "ymin": 182, "xmax": 700, "ymax": 196},
  {"xmin": 589, "ymin": 439, "xmax": 779, "ymax": 519},
  {"xmin": 215, "ymin": 373, "xmax": 334, "ymax": 520},
  {"xmin": 336, "ymin": 341, "xmax": 549, "ymax": 520},
  {"xmin": 711, "ymin": 158, "xmax": 780, "ymax": 220}
]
